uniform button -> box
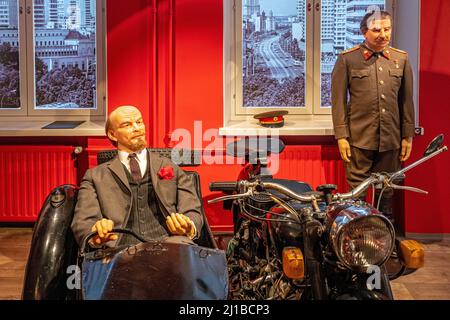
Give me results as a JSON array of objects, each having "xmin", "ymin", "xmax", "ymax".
[
  {"xmin": 381, "ymin": 94, "xmax": 386, "ymax": 99},
  {"xmin": 378, "ymin": 66, "xmax": 383, "ymax": 71},
  {"xmin": 382, "ymin": 108, "xmax": 386, "ymax": 113},
  {"xmin": 379, "ymin": 80, "xmax": 384, "ymax": 85}
]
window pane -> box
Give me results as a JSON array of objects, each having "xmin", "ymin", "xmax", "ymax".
[
  {"xmin": 243, "ymin": 0, "xmax": 305, "ymax": 108},
  {"xmin": 321, "ymin": 0, "xmax": 385, "ymax": 107},
  {"xmin": 0, "ymin": 0, "xmax": 20, "ymax": 109},
  {"xmin": 34, "ymin": 0, "xmax": 96, "ymax": 110}
]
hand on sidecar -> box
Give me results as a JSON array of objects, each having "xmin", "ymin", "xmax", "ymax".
[
  {"xmin": 90, "ymin": 218, "xmax": 119, "ymax": 246},
  {"xmin": 166, "ymin": 213, "xmax": 196, "ymax": 239}
]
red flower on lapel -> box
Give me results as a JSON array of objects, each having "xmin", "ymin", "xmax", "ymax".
[{"xmin": 158, "ymin": 166, "xmax": 175, "ymax": 180}]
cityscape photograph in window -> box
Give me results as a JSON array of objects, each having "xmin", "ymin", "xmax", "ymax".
[
  {"xmin": 320, "ymin": 0, "xmax": 385, "ymax": 107},
  {"xmin": 0, "ymin": 0, "xmax": 20, "ymax": 109},
  {"xmin": 243, "ymin": 0, "xmax": 305, "ymax": 108},
  {"xmin": 242, "ymin": 0, "xmax": 385, "ymax": 109},
  {"xmin": 34, "ymin": 0, "xmax": 97, "ymax": 110}
]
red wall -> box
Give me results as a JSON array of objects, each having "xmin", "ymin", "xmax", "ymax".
[
  {"xmin": 174, "ymin": 0, "xmax": 223, "ymax": 134},
  {"xmin": 106, "ymin": 0, "xmax": 152, "ymax": 134},
  {"xmin": 85, "ymin": 0, "xmax": 154, "ymax": 167},
  {"xmin": 403, "ymin": 0, "xmax": 450, "ymax": 234}
]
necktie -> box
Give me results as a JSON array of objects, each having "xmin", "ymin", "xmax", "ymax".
[{"xmin": 128, "ymin": 153, "xmax": 142, "ymax": 182}]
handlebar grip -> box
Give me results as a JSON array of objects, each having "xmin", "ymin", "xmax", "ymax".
[{"xmin": 209, "ymin": 181, "xmax": 238, "ymax": 193}]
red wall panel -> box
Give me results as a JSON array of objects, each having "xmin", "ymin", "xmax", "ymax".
[
  {"xmin": 106, "ymin": 0, "xmax": 153, "ymax": 144},
  {"xmin": 277, "ymin": 146, "xmax": 325, "ymax": 189},
  {"xmin": 403, "ymin": 0, "xmax": 450, "ymax": 234},
  {"xmin": 0, "ymin": 146, "xmax": 77, "ymax": 222},
  {"xmin": 174, "ymin": 0, "xmax": 223, "ymax": 133}
]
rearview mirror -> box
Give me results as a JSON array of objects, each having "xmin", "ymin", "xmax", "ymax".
[{"xmin": 423, "ymin": 134, "xmax": 444, "ymax": 157}]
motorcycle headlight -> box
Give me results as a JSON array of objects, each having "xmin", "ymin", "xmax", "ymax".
[{"xmin": 330, "ymin": 214, "xmax": 395, "ymax": 271}]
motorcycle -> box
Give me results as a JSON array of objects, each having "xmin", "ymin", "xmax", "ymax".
[{"xmin": 208, "ymin": 135, "xmax": 447, "ymax": 300}]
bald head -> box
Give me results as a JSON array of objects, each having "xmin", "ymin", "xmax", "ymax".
[{"xmin": 105, "ymin": 105, "xmax": 147, "ymax": 152}]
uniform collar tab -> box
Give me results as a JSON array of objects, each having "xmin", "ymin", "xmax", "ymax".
[{"xmin": 361, "ymin": 43, "xmax": 391, "ymax": 60}]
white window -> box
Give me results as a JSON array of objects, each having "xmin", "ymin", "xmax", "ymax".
[
  {"xmin": 0, "ymin": 0, "xmax": 106, "ymax": 128},
  {"xmin": 222, "ymin": 0, "xmax": 422, "ymax": 135}
]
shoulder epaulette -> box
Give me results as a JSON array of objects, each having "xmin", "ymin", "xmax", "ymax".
[
  {"xmin": 341, "ymin": 45, "xmax": 360, "ymax": 55},
  {"xmin": 390, "ymin": 47, "xmax": 407, "ymax": 54}
]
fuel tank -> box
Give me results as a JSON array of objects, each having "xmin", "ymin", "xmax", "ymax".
[{"xmin": 269, "ymin": 201, "xmax": 314, "ymax": 249}]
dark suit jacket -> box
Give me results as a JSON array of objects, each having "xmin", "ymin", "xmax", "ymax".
[{"xmin": 71, "ymin": 150, "xmax": 203, "ymax": 246}]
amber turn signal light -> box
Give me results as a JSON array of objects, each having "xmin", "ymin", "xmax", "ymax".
[
  {"xmin": 282, "ymin": 247, "xmax": 304, "ymax": 279},
  {"xmin": 399, "ymin": 240, "xmax": 425, "ymax": 269}
]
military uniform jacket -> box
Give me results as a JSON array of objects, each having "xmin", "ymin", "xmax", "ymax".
[{"xmin": 331, "ymin": 44, "xmax": 415, "ymax": 152}]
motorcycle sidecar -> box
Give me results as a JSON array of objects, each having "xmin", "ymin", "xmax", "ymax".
[{"xmin": 22, "ymin": 149, "xmax": 228, "ymax": 300}]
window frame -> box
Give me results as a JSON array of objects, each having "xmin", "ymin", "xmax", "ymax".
[
  {"xmin": 224, "ymin": 0, "xmax": 401, "ymax": 126},
  {"xmin": 0, "ymin": 0, "xmax": 106, "ymax": 121},
  {"xmin": 232, "ymin": 0, "xmax": 314, "ymax": 117}
]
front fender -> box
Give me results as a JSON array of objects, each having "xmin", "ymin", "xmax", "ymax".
[{"xmin": 22, "ymin": 185, "xmax": 79, "ymax": 300}]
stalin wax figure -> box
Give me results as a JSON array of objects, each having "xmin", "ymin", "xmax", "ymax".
[{"xmin": 331, "ymin": 10, "xmax": 415, "ymax": 223}]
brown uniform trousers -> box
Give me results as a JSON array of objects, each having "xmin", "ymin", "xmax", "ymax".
[
  {"xmin": 332, "ymin": 43, "xmax": 415, "ymax": 221},
  {"xmin": 345, "ymin": 147, "xmax": 401, "ymax": 198}
]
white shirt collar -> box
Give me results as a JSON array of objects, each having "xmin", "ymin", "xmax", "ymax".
[
  {"xmin": 118, "ymin": 148, "xmax": 147, "ymax": 163},
  {"xmin": 117, "ymin": 148, "xmax": 148, "ymax": 177}
]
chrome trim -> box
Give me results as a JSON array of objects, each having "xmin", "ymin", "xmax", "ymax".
[{"xmin": 329, "ymin": 207, "xmax": 395, "ymax": 271}]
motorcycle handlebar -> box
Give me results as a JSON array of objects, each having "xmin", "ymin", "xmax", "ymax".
[
  {"xmin": 209, "ymin": 181, "xmax": 238, "ymax": 193},
  {"xmin": 332, "ymin": 175, "xmax": 379, "ymax": 200},
  {"xmin": 209, "ymin": 145, "xmax": 447, "ymax": 204},
  {"xmin": 257, "ymin": 175, "xmax": 382, "ymax": 203},
  {"xmin": 256, "ymin": 145, "xmax": 447, "ymax": 202}
]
